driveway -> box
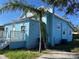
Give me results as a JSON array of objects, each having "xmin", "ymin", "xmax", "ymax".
[{"xmin": 37, "ymin": 50, "xmax": 79, "ymax": 59}]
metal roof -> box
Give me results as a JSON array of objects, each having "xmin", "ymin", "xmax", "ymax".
[
  {"xmin": 3, "ymin": 12, "xmax": 75, "ymax": 31},
  {"xmin": 3, "ymin": 16, "xmax": 39, "ymax": 26}
]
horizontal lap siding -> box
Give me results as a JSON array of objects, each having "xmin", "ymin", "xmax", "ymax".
[
  {"xmin": 9, "ymin": 41, "xmax": 26, "ymax": 49},
  {"xmin": 62, "ymin": 21, "xmax": 68, "ymax": 40},
  {"xmin": 47, "ymin": 13, "xmax": 53, "ymax": 46},
  {"xmin": 52, "ymin": 15, "xmax": 61, "ymax": 44},
  {"xmin": 62, "ymin": 21, "xmax": 72, "ymax": 42},
  {"xmin": 4, "ymin": 20, "xmax": 40, "ymax": 49},
  {"xmin": 67, "ymin": 24, "xmax": 73, "ymax": 41},
  {"xmin": 26, "ymin": 20, "xmax": 39, "ymax": 49}
]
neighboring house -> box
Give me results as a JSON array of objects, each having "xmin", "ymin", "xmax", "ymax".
[
  {"xmin": 0, "ymin": 26, "xmax": 4, "ymax": 38},
  {"xmin": 0, "ymin": 12, "xmax": 74, "ymax": 49},
  {"xmin": 0, "ymin": 26, "xmax": 4, "ymax": 31}
]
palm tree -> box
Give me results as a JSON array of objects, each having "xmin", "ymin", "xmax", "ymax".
[
  {"xmin": 42, "ymin": 0, "xmax": 79, "ymax": 14},
  {"xmin": 37, "ymin": 8, "xmax": 47, "ymax": 52},
  {"xmin": 0, "ymin": 0, "xmax": 46, "ymax": 52}
]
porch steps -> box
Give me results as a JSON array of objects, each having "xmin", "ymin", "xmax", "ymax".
[{"xmin": 0, "ymin": 40, "xmax": 10, "ymax": 49}]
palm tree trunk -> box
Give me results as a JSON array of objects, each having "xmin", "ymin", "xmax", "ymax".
[
  {"xmin": 39, "ymin": 13, "xmax": 42, "ymax": 53},
  {"xmin": 43, "ymin": 38, "xmax": 47, "ymax": 49}
]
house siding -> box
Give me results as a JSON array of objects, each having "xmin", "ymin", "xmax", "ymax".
[
  {"xmin": 67, "ymin": 24, "xmax": 73, "ymax": 41},
  {"xmin": 46, "ymin": 13, "xmax": 73, "ymax": 47},
  {"xmin": 47, "ymin": 13, "xmax": 53, "ymax": 46},
  {"xmin": 9, "ymin": 41, "xmax": 26, "ymax": 49},
  {"xmin": 26, "ymin": 20, "xmax": 39, "ymax": 49},
  {"xmin": 4, "ymin": 19, "xmax": 39, "ymax": 49},
  {"xmin": 62, "ymin": 21, "xmax": 68, "ymax": 40},
  {"xmin": 52, "ymin": 15, "xmax": 62, "ymax": 45},
  {"xmin": 62, "ymin": 21, "xmax": 73, "ymax": 41}
]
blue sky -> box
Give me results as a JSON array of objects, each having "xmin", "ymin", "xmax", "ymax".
[{"xmin": 0, "ymin": 0, "xmax": 79, "ymax": 26}]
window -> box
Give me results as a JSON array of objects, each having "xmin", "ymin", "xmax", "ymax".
[
  {"xmin": 21, "ymin": 26, "xmax": 25, "ymax": 32},
  {"xmin": 63, "ymin": 31, "xmax": 65, "ymax": 35}
]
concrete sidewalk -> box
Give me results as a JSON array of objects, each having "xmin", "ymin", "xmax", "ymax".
[
  {"xmin": 37, "ymin": 50, "xmax": 79, "ymax": 59},
  {"xmin": 0, "ymin": 55, "xmax": 8, "ymax": 59}
]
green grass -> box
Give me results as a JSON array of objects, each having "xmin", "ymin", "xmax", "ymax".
[
  {"xmin": 0, "ymin": 50, "xmax": 41, "ymax": 59},
  {"xmin": 0, "ymin": 40, "xmax": 79, "ymax": 59}
]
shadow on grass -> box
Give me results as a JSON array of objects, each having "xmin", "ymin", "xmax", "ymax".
[
  {"xmin": 49, "ymin": 40, "xmax": 79, "ymax": 52},
  {"xmin": 0, "ymin": 40, "xmax": 79, "ymax": 54}
]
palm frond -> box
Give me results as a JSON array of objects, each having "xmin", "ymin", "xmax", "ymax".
[
  {"xmin": 0, "ymin": 0, "xmax": 41, "ymax": 14},
  {"xmin": 42, "ymin": 0, "xmax": 79, "ymax": 14}
]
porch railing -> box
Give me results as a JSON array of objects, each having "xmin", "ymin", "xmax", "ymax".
[
  {"xmin": 10, "ymin": 31, "xmax": 25, "ymax": 42},
  {"xmin": 0, "ymin": 31, "xmax": 25, "ymax": 42}
]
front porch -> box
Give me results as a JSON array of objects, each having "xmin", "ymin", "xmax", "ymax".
[{"xmin": 0, "ymin": 31, "xmax": 26, "ymax": 49}]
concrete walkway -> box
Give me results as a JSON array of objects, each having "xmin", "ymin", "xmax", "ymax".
[
  {"xmin": 0, "ymin": 55, "xmax": 8, "ymax": 59},
  {"xmin": 37, "ymin": 50, "xmax": 79, "ymax": 59}
]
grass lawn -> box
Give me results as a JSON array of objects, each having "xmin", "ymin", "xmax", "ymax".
[{"xmin": 0, "ymin": 49, "xmax": 41, "ymax": 59}]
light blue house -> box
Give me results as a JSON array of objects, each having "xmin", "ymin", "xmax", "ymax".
[
  {"xmin": 0, "ymin": 12, "xmax": 74, "ymax": 49},
  {"xmin": 46, "ymin": 13, "xmax": 74, "ymax": 47},
  {"xmin": 3, "ymin": 17, "xmax": 39, "ymax": 49}
]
